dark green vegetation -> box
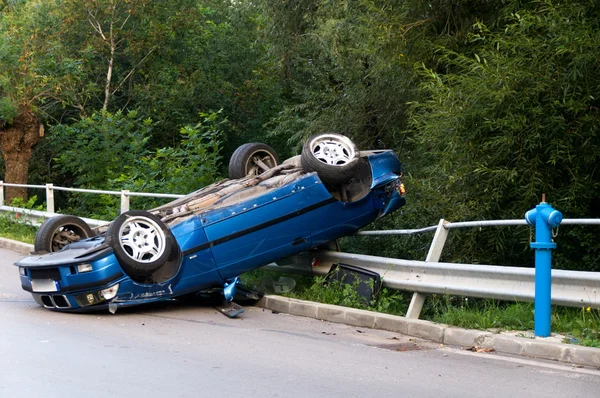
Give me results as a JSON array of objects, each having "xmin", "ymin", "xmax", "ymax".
[{"xmin": 1, "ymin": 1, "xmax": 599, "ymax": 270}]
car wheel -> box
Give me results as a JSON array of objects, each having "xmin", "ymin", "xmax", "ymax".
[
  {"xmin": 228, "ymin": 143, "xmax": 279, "ymax": 179},
  {"xmin": 301, "ymin": 133, "xmax": 360, "ymax": 186},
  {"xmin": 34, "ymin": 215, "xmax": 93, "ymax": 253},
  {"xmin": 107, "ymin": 210, "xmax": 174, "ymax": 279}
]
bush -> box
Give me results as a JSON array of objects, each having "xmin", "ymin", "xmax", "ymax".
[{"xmin": 48, "ymin": 110, "xmax": 224, "ymax": 218}]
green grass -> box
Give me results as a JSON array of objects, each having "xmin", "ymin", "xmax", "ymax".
[
  {"xmin": 0, "ymin": 213, "xmax": 36, "ymax": 244},
  {"xmin": 423, "ymin": 295, "xmax": 535, "ymax": 330},
  {"xmin": 423, "ymin": 295, "xmax": 600, "ymax": 347}
]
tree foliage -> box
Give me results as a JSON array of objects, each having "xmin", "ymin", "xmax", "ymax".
[
  {"xmin": 49, "ymin": 110, "xmax": 223, "ymax": 218},
  {"xmin": 409, "ymin": 0, "xmax": 600, "ymax": 267}
]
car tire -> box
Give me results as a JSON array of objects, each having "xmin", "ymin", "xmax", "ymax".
[
  {"xmin": 34, "ymin": 215, "xmax": 93, "ymax": 253},
  {"xmin": 301, "ymin": 133, "xmax": 360, "ymax": 186},
  {"xmin": 228, "ymin": 143, "xmax": 279, "ymax": 179},
  {"xmin": 107, "ymin": 210, "xmax": 175, "ymax": 279}
]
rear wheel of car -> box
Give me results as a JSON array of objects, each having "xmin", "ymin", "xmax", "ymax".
[
  {"xmin": 34, "ymin": 215, "xmax": 93, "ymax": 253},
  {"xmin": 107, "ymin": 210, "xmax": 174, "ymax": 279},
  {"xmin": 228, "ymin": 143, "xmax": 279, "ymax": 179},
  {"xmin": 301, "ymin": 133, "xmax": 360, "ymax": 186}
]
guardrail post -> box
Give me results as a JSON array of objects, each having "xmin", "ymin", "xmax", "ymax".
[
  {"xmin": 0, "ymin": 181, "xmax": 4, "ymax": 206},
  {"xmin": 45, "ymin": 183, "xmax": 55, "ymax": 213},
  {"xmin": 525, "ymin": 196, "xmax": 563, "ymax": 337},
  {"xmin": 120, "ymin": 190, "xmax": 130, "ymax": 214},
  {"xmin": 406, "ymin": 219, "xmax": 449, "ymax": 319}
]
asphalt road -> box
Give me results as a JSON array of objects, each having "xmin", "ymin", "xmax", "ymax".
[{"xmin": 1, "ymin": 248, "xmax": 599, "ymax": 397}]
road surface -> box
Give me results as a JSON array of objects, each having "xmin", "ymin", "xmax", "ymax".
[{"xmin": 1, "ymin": 248, "xmax": 599, "ymax": 397}]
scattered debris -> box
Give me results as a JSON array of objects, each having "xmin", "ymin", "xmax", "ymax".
[
  {"xmin": 215, "ymin": 301, "xmax": 244, "ymax": 318},
  {"xmin": 465, "ymin": 346, "xmax": 495, "ymax": 353}
]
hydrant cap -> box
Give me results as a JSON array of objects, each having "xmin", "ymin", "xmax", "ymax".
[{"xmin": 548, "ymin": 210, "xmax": 563, "ymax": 227}]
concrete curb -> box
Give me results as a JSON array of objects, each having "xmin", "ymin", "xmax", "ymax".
[
  {"xmin": 3, "ymin": 238, "xmax": 598, "ymax": 368},
  {"xmin": 257, "ymin": 295, "xmax": 600, "ymax": 368},
  {"xmin": 0, "ymin": 237, "xmax": 34, "ymax": 255}
]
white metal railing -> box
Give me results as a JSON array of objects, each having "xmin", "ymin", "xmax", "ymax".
[
  {"xmin": 0, "ymin": 180, "xmax": 184, "ymax": 215},
  {"xmin": 0, "ymin": 205, "xmax": 109, "ymax": 228}
]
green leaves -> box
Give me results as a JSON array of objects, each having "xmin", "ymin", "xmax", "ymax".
[
  {"xmin": 117, "ymin": 111, "xmax": 225, "ymax": 196},
  {"xmin": 49, "ymin": 110, "xmax": 224, "ymax": 216},
  {"xmin": 0, "ymin": 96, "xmax": 17, "ymax": 123},
  {"xmin": 50, "ymin": 110, "xmax": 152, "ymax": 189},
  {"xmin": 407, "ymin": 0, "xmax": 600, "ymax": 267}
]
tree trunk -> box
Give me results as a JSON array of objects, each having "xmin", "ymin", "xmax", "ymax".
[{"xmin": 0, "ymin": 105, "xmax": 41, "ymax": 203}]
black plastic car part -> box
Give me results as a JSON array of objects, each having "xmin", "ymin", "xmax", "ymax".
[{"xmin": 325, "ymin": 263, "xmax": 382, "ymax": 305}]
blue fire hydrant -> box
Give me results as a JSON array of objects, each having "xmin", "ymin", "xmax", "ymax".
[{"xmin": 525, "ymin": 196, "xmax": 563, "ymax": 337}]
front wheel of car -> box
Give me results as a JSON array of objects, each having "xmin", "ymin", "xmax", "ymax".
[
  {"xmin": 301, "ymin": 133, "xmax": 360, "ymax": 186},
  {"xmin": 34, "ymin": 215, "xmax": 93, "ymax": 253},
  {"xmin": 107, "ymin": 210, "xmax": 175, "ymax": 279},
  {"xmin": 228, "ymin": 142, "xmax": 279, "ymax": 179}
]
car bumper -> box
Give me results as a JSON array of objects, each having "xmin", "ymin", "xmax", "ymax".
[{"xmin": 18, "ymin": 249, "xmax": 131, "ymax": 310}]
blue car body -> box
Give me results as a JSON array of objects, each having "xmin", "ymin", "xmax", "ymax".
[{"xmin": 16, "ymin": 150, "xmax": 405, "ymax": 312}]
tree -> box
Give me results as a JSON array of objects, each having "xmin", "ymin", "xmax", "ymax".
[
  {"xmin": 258, "ymin": 0, "xmax": 506, "ymax": 151},
  {"xmin": 52, "ymin": 0, "xmax": 279, "ymax": 150},
  {"xmin": 0, "ymin": 0, "xmax": 66, "ymax": 202},
  {"xmin": 409, "ymin": 0, "xmax": 600, "ymax": 268},
  {"xmin": 57, "ymin": 0, "xmax": 156, "ymax": 113}
]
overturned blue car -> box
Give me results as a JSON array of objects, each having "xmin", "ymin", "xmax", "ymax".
[{"xmin": 16, "ymin": 133, "xmax": 405, "ymax": 314}]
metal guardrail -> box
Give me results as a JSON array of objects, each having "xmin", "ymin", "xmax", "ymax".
[
  {"xmin": 309, "ymin": 250, "xmax": 600, "ymax": 307},
  {"xmin": 1, "ymin": 181, "xmax": 599, "ymax": 321},
  {"xmin": 275, "ymin": 218, "xmax": 600, "ymax": 319}
]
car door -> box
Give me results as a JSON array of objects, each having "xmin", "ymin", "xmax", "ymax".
[{"xmin": 204, "ymin": 174, "xmax": 328, "ymax": 280}]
